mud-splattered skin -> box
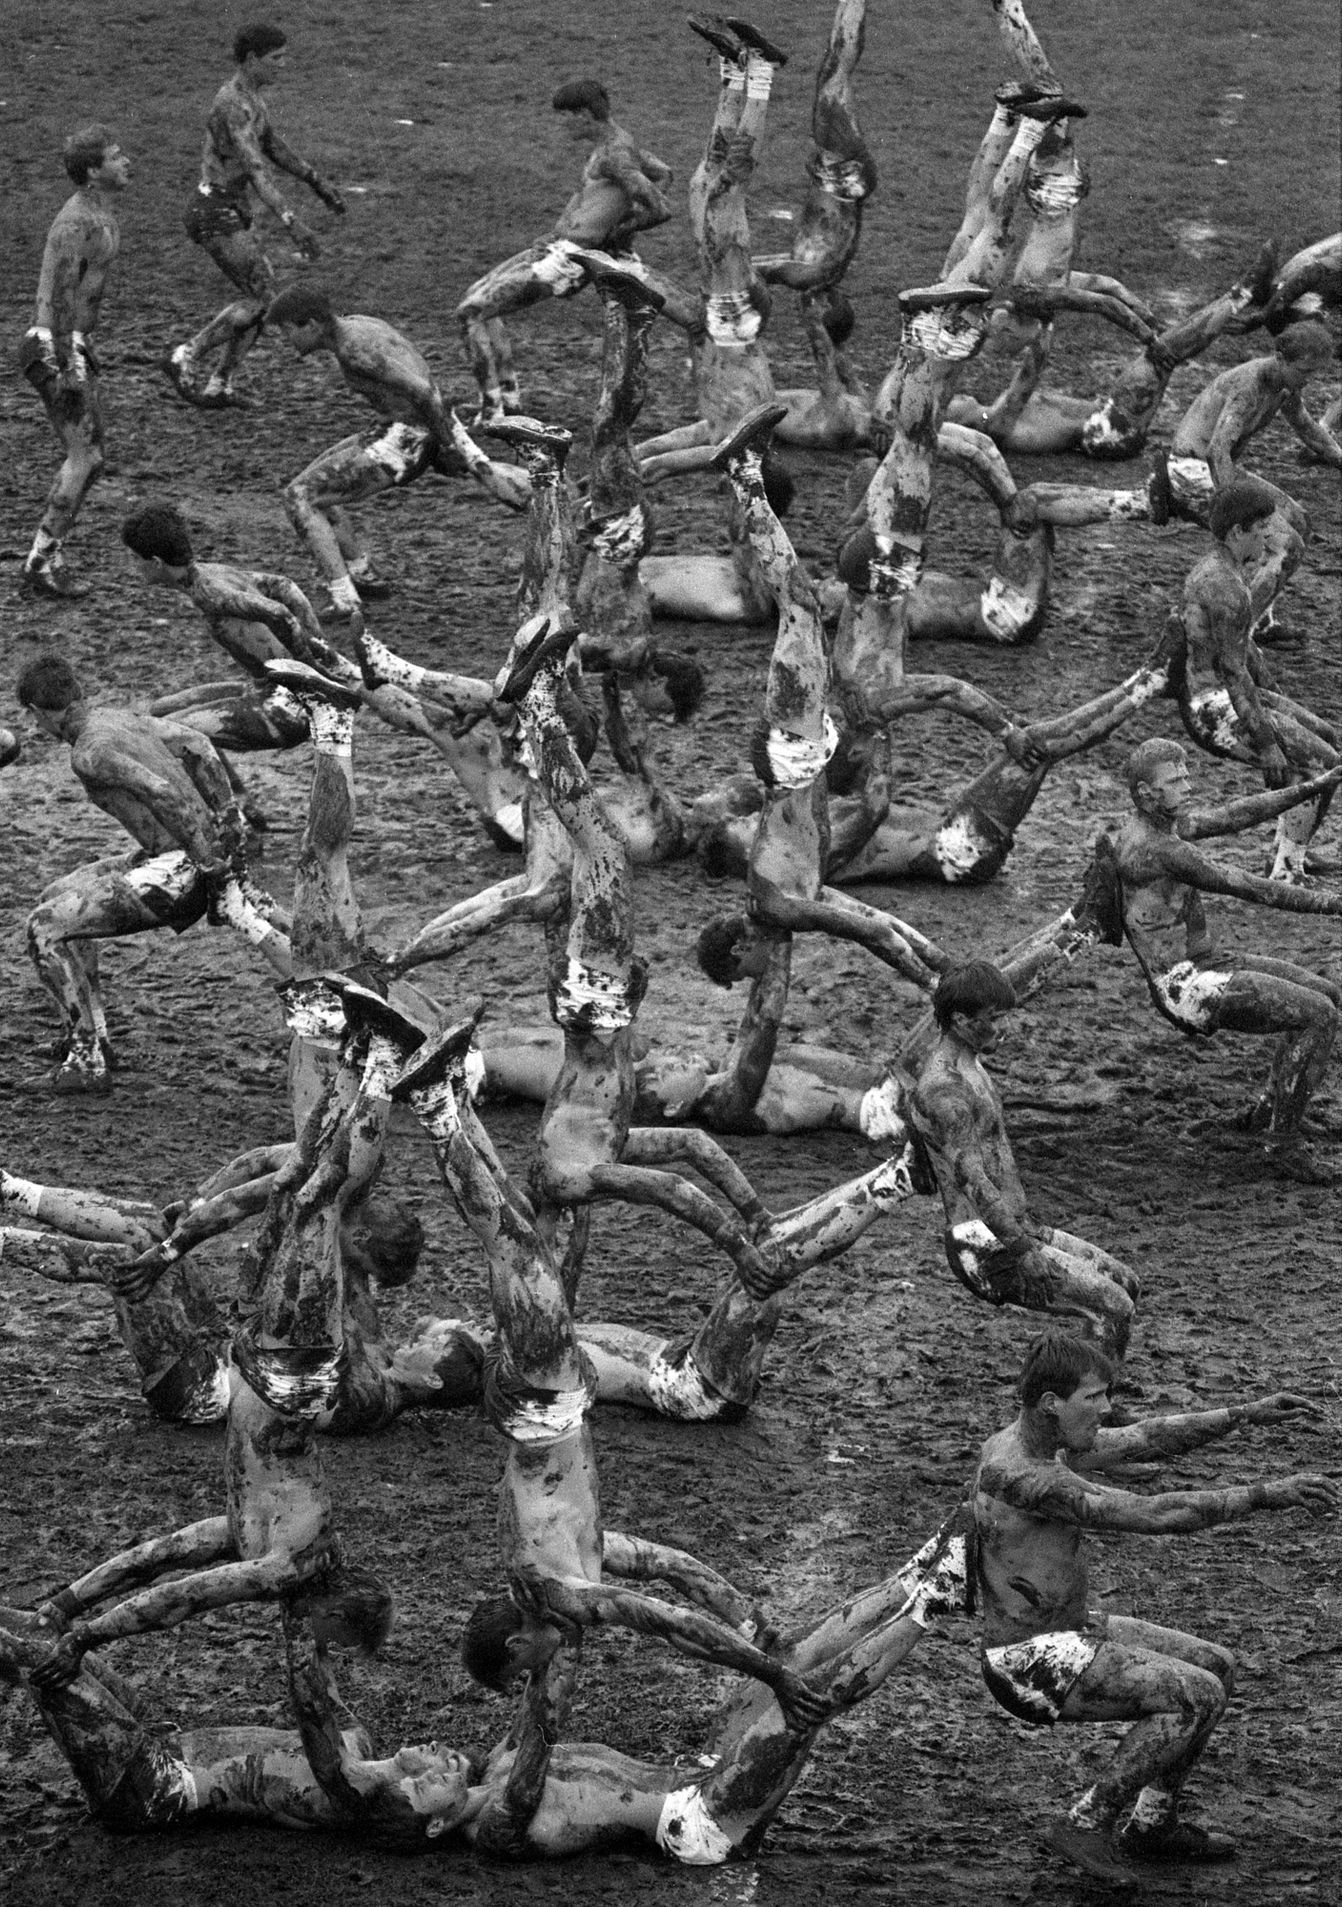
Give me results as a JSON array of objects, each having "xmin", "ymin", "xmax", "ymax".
[
  {"xmin": 911, "ymin": 1016, "xmax": 1032, "ymax": 1246},
  {"xmin": 31, "ymin": 172, "xmax": 123, "ymax": 360},
  {"xmin": 1172, "ymin": 348, "xmax": 1341, "ymax": 481},
  {"xmin": 49, "ymin": 702, "xmax": 239, "ymax": 868},
  {"xmin": 973, "ymin": 1389, "xmax": 1333, "ymax": 1649},
  {"xmin": 552, "ymin": 121, "xmax": 674, "ymax": 248}
]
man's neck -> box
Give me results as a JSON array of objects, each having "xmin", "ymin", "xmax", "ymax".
[{"xmin": 1017, "ymin": 1407, "xmax": 1063, "ymax": 1460}]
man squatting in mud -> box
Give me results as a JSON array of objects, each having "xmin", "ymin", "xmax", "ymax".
[
  {"xmin": 1103, "ymin": 739, "xmax": 1342, "ymax": 1166},
  {"xmin": 975, "ymin": 1331, "xmax": 1337, "ymax": 1885},
  {"xmin": 19, "ymin": 124, "xmax": 130, "ymax": 601},
  {"xmin": 1172, "ymin": 478, "xmax": 1338, "ymax": 883},
  {"xmin": 165, "ymin": 22, "xmax": 345, "ymax": 409},
  {"xmin": 18, "ymin": 654, "xmax": 291, "ymax": 1096}
]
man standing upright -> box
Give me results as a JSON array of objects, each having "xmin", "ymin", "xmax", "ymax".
[
  {"xmin": 165, "ymin": 23, "xmax": 345, "ymax": 409},
  {"xmin": 18, "ymin": 126, "xmax": 129, "ymax": 600}
]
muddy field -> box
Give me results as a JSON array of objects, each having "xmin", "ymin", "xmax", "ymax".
[{"xmin": 1, "ymin": 3, "xmax": 1340, "ymax": 1902}]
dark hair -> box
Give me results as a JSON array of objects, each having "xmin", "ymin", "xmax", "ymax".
[
  {"xmin": 1208, "ymin": 476, "xmax": 1280, "ymax": 543},
  {"xmin": 234, "ymin": 22, "xmax": 287, "ymax": 63},
  {"xmin": 932, "ymin": 961, "xmax": 1017, "ymax": 1030},
  {"xmin": 696, "ymin": 912, "xmax": 751, "ymax": 987},
  {"xmin": 17, "ymin": 655, "xmax": 83, "ymax": 712},
  {"xmin": 552, "ymin": 79, "xmax": 610, "ymax": 121},
  {"xmin": 122, "ymin": 503, "xmax": 194, "ymax": 569},
  {"xmin": 696, "ymin": 822, "xmax": 748, "ymax": 880},
  {"xmin": 821, "ymin": 289, "xmax": 856, "ymax": 347},
  {"xmin": 304, "ymin": 1560, "xmax": 394, "ymax": 1657},
  {"xmin": 835, "ymin": 523, "xmax": 875, "ymax": 593},
  {"xmin": 558, "ymin": 682, "xmax": 600, "ymax": 765},
  {"xmin": 461, "ymin": 1591, "xmax": 522, "ymax": 1690},
  {"xmin": 761, "ymin": 452, "xmax": 795, "ymax": 518},
  {"xmin": 266, "ymin": 285, "xmax": 335, "ymax": 329},
  {"xmin": 1125, "ymin": 735, "xmax": 1186, "ymax": 798},
  {"xmin": 1019, "ymin": 1331, "xmax": 1115, "ymax": 1408},
  {"xmin": 346, "ymin": 1194, "xmax": 424, "ymax": 1288},
  {"xmin": 1275, "ymin": 320, "xmax": 1333, "ymax": 366},
  {"xmin": 63, "ymin": 125, "xmax": 117, "ymax": 186},
  {"xmin": 650, "ymin": 648, "xmax": 705, "ymax": 723}
]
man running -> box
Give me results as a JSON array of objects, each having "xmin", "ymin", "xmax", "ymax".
[
  {"xmin": 18, "ymin": 126, "xmax": 129, "ymax": 600},
  {"xmin": 975, "ymin": 1331, "xmax": 1335, "ymax": 1884},
  {"xmin": 165, "ymin": 23, "xmax": 345, "ymax": 408}
]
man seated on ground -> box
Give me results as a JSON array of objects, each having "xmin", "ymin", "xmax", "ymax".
[
  {"xmin": 975, "ymin": 1331, "xmax": 1336, "ymax": 1885},
  {"xmin": 1103, "ymin": 738, "xmax": 1342, "ymax": 1173},
  {"xmin": 266, "ymin": 286, "xmax": 530, "ymax": 621},
  {"xmin": 17, "ymin": 654, "xmax": 290, "ymax": 1096},
  {"xmin": 906, "ymin": 964, "xmax": 1139, "ymax": 1358},
  {"xmin": 1172, "ymin": 479, "xmax": 1337, "ymax": 882},
  {"xmin": 455, "ymin": 80, "xmax": 699, "ymax": 422}
]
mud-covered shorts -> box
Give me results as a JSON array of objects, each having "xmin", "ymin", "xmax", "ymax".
[{"xmin": 982, "ymin": 1626, "xmax": 1104, "ymax": 1726}]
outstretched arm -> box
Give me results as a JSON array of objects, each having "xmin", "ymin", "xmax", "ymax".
[
  {"xmin": 284, "ymin": 1612, "xmax": 377, "ymax": 1821},
  {"xmin": 1181, "ymin": 765, "xmax": 1342, "ymax": 839},
  {"xmin": 473, "ymin": 1653, "xmax": 577, "ymax": 1859},
  {"xmin": 980, "ymin": 1456, "xmax": 1339, "ymax": 1533},
  {"xmin": 872, "ymin": 671, "xmax": 1019, "ymax": 744},
  {"xmin": 1281, "ymin": 390, "xmax": 1342, "ymax": 468},
  {"xmin": 1157, "ymin": 823, "xmax": 1342, "ymax": 914},
  {"xmin": 1083, "ymin": 1393, "xmax": 1322, "ymax": 1470}
]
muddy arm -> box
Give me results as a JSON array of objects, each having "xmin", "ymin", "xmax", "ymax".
[
  {"xmin": 619, "ymin": 1127, "xmax": 771, "ymax": 1228},
  {"xmin": 284, "ymin": 1612, "xmax": 373, "ymax": 1820},
  {"xmin": 1084, "ymin": 1393, "xmax": 1323, "ymax": 1468},
  {"xmin": 38, "ymin": 1518, "xmax": 233, "ymax": 1625},
  {"xmin": 980, "ymin": 1456, "xmax": 1337, "ymax": 1533},
  {"xmin": 1181, "ymin": 765, "xmax": 1342, "ymax": 839},
  {"xmin": 601, "ymin": 1532, "xmax": 755, "ymax": 1628},
  {"xmin": 1155, "ymin": 829, "xmax": 1342, "ymax": 913}
]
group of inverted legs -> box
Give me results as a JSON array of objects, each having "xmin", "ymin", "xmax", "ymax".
[{"xmin": 7, "ymin": 0, "xmax": 1341, "ymax": 1887}]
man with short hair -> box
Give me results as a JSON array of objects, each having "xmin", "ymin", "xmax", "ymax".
[
  {"xmin": 267, "ymin": 288, "xmax": 529, "ymax": 620},
  {"xmin": 455, "ymin": 80, "xmax": 696, "ymax": 421},
  {"xmin": 1163, "ymin": 320, "xmax": 1341, "ymax": 521},
  {"xmin": 165, "ymin": 23, "xmax": 345, "ymax": 408},
  {"xmin": 975, "ymin": 1331, "xmax": 1336, "ymax": 1883},
  {"xmin": 1173, "ymin": 480, "xmax": 1337, "ymax": 882},
  {"xmin": 18, "ymin": 654, "xmax": 291, "ymax": 1095},
  {"xmin": 1105, "ymin": 738, "xmax": 1342, "ymax": 1162},
  {"xmin": 907, "ymin": 964, "xmax": 1138, "ymax": 1356},
  {"xmin": 19, "ymin": 125, "xmax": 129, "ymax": 599}
]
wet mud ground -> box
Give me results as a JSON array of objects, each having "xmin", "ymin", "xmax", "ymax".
[{"xmin": 1, "ymin": 3, "xmax": 1339, "ymax": 1902}]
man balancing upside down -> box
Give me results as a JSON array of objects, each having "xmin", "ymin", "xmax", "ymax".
[
  {"xmin": 975, "ymin": 1331, "xmax": 1337, "ymax": 1885},
  {"xmin": 1103, "ymin": 739, "xmax": 1342, "ymax": 1172},
  {"xmin": 266, "ymin": 286, "xmax": 530, "ymax": 622},
  {"xmin": 18, "ymin": 654, "xmax": 291, "ymax": 1096},
  {"xmin": 165, "ymin": 22, "xmax": 345, "ymax": 409},
  {"xmin": 19, "ymin": 124, "xmax": 130, "ymax": 601},
  {"xmin": 455, "ymin": 80, "xmax": 699, "ymax": 422}
]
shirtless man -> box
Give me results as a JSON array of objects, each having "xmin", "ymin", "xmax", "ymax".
[
  {"xmin": 1162, "ymin": 320, "xmax": 1341, "ymax": 522},
  {"xmin": 906, "ymin": 963, "xmax": 1138, "ymax": 1356},
  {"xmin": 455, "ymin": 80, "xmax": 697, "ymax": 421},
  {"xmin": 266, "ymin": 287, "xmax": 530, "ymax": 619},
  {"xmin": 629, "ymin": 16, "xmax": 788, "ymax": 483},
  {"xmin": 975, "ymin": 1332, "xmax": 1336, "ymax": 1883},
  {"xmin": 166, "ymin": 23, "xmax": 345, "ymax": 408},
  {"xmin": 18, "ymin": 655, "xmax": 290, "ymax": 1095},
  {"xmin": 18, "ymin": 126, "xmax": 129, "ymax": 600},
  {"xmin": 1174, "ymin": 480, "xmax": 1337, "ymax": 881},
  {"xmin": 2, "ymin": 1517, "xmax": 964, "ymax": 1859},
  {"xmin": 1105, "ymin": 738, "xmax": 1342, "ymax": 1162}
]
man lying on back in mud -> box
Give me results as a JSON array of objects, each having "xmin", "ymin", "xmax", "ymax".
[
  {"xmin": 975, "ymin": 1331, "xmax": 1336, "ymax": 1885},
  {"xmin": 455, "ymin": 80, "xmax": 700, "ymax": 422},
  {"xmin": 267, "ymin": 286, "xmax": 530, "ymax": 621}
]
